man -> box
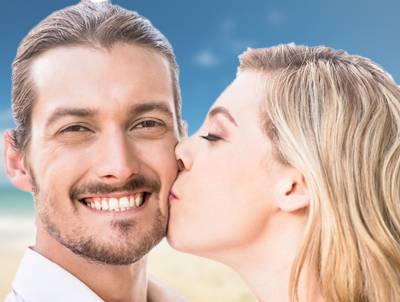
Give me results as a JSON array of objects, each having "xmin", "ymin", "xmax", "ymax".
[{"xmin": 3, "ymin": 0, "xmax": 187, "ymax": 301}]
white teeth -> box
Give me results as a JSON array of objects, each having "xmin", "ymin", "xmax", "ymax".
[
  {"xmin": 120, "ymin": 197, "xmax": 129, "ymax": 208},
  {"xmin": 102, "ymin": 199, "xmax": 109, "ymax": 210},
  {"xmin": 135, "ymin": 195, "xmax": 141, "ymax": 207},
  {"xmin": 95, "ymin": 200, "xmax": 102, "ymax": 210},
  {"xmin": 86, "ymin": 194, "xmax": 145, "ymax": 211},
  {"xmin": 109, "ymin": 198, "xmax": 119, "ymax": 210}
]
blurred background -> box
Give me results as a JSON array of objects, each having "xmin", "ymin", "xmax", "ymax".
[{"xmin": 1, "ymin": 0, "xmax": 399, "ymax": 301}]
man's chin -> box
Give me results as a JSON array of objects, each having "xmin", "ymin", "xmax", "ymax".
[
  {"xmin": 47, "ymin": 207, "xmax": 167, "ymax": 265},
  {"xmin": 63, "ymin": 235, "xmax": 164, "ymax": 266}
]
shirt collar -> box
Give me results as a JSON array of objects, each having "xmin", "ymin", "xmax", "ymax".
[{"xmin": 13, "ymin": 247, "xmax": 104, "ymax": 302}]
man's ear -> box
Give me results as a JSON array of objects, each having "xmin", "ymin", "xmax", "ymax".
[
  {"xmin": 278, "ymin": 168, "xmax": 309, "ymax": 213},
  {"xmin": 3, "ymin": 130, "xmax": 33, "ymax": 192}
]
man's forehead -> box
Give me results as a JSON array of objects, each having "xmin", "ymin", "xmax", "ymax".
[
  {"xmin": 30, "ymin": 44, "xmax": 174, "ymax": 114},
  {"xmin": 33, "ymin": 45, "xmax": 170, "ymax": 83}
]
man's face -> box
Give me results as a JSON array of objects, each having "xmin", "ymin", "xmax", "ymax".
[{"xmin": 26, "ymin": 44, "xmax": 179, "ymax": 264}]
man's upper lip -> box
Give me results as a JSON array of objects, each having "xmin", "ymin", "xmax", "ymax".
[{"xmin": 79, "ymin": 191, "xmax": 146, "ymax": 200}]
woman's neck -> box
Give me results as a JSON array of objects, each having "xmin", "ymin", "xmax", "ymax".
[
  {"xmin": 235, "ymin": 223, "xmax": 300, "ymax": 302},
  {"xmin": 211, "ymin": 212, "xmax": 323, "ymax": 302}
]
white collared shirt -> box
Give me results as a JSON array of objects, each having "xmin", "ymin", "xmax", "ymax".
[{"xmin": 5, "ymin": 248, "xmax": 104, "ymax": 302}]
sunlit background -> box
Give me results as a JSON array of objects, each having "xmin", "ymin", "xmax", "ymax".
[{"xmin": 1, "ymin": 0, "xmax": 399, "ymax": 300}]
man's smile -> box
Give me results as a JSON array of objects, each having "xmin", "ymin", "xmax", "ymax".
[{"xmin": 79, "ymin": 192, "xmax": 149, "ymax": 211}]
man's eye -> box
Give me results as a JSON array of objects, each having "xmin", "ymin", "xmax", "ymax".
[
  {"xmin": 60, "ymin": 125, "xmax": 88, "ymax": 132},
  {"xmin": 200, "ymin": 134, "xmax": 222, "ymax": 142},
  {"xmin": 135, "ymin": 120, "xmax": 163, "ymax": 128}
]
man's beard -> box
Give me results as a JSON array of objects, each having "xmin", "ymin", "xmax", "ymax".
[
  {"xmin": 30, "ymin": 171, "xmax": 168, "ymax": 265},
  {"xmin": 57, "ymin": 207, "xmax": 166, "ymax": 265}
]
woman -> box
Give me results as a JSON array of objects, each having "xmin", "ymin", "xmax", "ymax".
[{"xmin": 167, "ymin": 44, "xmax": 400, "ymax": 302}]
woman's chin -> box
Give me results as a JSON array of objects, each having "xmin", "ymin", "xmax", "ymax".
[
  {"xmin": 166, "ymin": 222, "xmax": 191, "ymax": 253},
  {"xmin": 166, "ymin": 204, "xmax": 196, "ymax": 253},
  {"xmin": 166, "ymin": 223, "xmax": 205, "ymax": 256},
  {"xmin": 165, "ymin": 232, "xmax": 180, "ymax": 251}
]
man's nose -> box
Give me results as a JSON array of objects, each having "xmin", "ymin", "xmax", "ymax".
[
  {"xmin": 94, "ymin": 131, "xmax": 140, "ymax": 186},
  {"xmin": 175, "ymin": 137, "xmax": 194, "ymax": 172}
]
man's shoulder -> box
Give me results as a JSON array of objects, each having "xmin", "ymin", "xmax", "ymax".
[
  {"xmin": 9, "ymin": 248, "xmax": 104, "ymax": 302},
  {"xmin": 147, "ymin": 275, "xmax": 190, "ymax": 302},
  {"xmin": 5, "ymin": 290, "xmax": 25, "ymax": 302}
]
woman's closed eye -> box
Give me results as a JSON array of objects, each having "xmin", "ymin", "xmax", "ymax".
[{"xmin": 200, "ymin": 133, "xmax": 222, "ymax": 142}]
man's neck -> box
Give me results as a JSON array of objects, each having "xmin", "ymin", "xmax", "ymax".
[{"xmin": 34, "ymin": 224, "xmax": 149, "ymax": 302}]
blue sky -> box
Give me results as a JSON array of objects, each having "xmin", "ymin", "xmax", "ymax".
[{"xmin": 0, "ymin": 0, "xmax": 399, "ymax": 186}]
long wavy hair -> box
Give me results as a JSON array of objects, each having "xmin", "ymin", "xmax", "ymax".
[{"xmin": 239, "ymin": 44, "xmax": 400, "ymax": 302}]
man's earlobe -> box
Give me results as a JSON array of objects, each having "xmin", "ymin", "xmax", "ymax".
[
  {"xmin": 278, "ymin": 173, "xmax": 310, "ymax": 213},
  {"xmin": 3, "ymin": 131, "xmax": 33, "ymax": 192}
]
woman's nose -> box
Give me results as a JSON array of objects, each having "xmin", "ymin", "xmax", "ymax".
[
  {"xmin": 175, "ymin": 137, "xmax": 194, "ymax": 172},
  {"xmin": 177, "ymin": 159, "xmax": 185, "ymax": 172}
]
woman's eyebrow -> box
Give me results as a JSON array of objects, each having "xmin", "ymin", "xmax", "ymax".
[{"xmin": 208, "ymin": 106, "xmax": 238, "ymax": 127}]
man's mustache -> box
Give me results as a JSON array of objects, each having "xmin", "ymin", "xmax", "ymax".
[{"xmin": 70, "ymin": 175, "xmax": 161, "ymax": 200}]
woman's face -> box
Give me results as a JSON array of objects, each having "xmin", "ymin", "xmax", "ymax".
[{"xmin": 167, "ymin": 71, "xmax": 289, "ymax": 257}]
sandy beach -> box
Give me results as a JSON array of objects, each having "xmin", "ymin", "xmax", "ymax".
[{"xmin": 0, "ymin": 216, "xmax": 256, "ymax": 302}]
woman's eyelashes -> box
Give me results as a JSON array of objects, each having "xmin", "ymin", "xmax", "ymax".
[{"xmin": 200, "ymin": 133, "xmax": 222, "ymax": 142}]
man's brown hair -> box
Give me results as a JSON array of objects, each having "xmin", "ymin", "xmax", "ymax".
[{"xmin": 10, "ymin": 0, "xmax": 183, "ymax": 152}]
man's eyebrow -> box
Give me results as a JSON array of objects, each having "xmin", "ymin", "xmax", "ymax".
[
  {"xmin": 128, "ymin": 102, "xmax": 174, "ymax": 119},
  {"xmin": 208, "ymin": 106, "xmax": 238, "ymax": 127},
  {"xmin": 45, "ymin": 108, "xmax": 98, "ymax": 129}
]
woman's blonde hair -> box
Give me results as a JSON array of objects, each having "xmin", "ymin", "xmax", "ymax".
[{"xmin": 239, "ymin": 44, "xmax": 400, "ymax": 302}]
